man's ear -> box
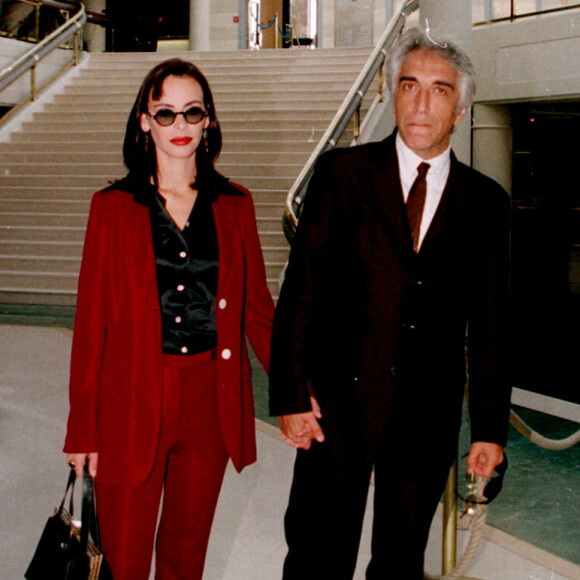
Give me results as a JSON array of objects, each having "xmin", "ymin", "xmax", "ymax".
[{"xmin": 454, "ymin": 107, "xmax": 468, "ymax": 127}]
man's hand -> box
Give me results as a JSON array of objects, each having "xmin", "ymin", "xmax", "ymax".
[
  {"xmin": 466, "ymin": 442, "xmax": 503, "ymax": 478},
  {"xmin": 278, "ymin": 396, "xmax": 325, "ymax": 450}
]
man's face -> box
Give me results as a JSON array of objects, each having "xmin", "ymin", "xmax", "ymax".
[{"xmin": 394, "ymin": 49, "xmax": 467, "ymax": 160}]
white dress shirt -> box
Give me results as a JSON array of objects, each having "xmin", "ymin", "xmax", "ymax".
[{"xmin": 395, "ymin": 133, "xmax": 451, "ymax": 250}]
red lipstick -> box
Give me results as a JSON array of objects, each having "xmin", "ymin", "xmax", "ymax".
[{"xmin": 170, "ymin": 137, "xmax": 193, "ymax": 146}]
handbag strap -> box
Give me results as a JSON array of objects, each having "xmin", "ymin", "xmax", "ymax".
[
  {"xmin": 57, "ymin": 468, "xmax": 77, "ymax": 517},
  {"xmin": 80, "ymin": 466, "xmax": 102, "ymax": 551}
]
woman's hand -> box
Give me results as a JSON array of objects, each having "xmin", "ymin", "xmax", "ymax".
[{"xmin": 66, "ymin": 452, "xmax": 99, "ymax": 478}]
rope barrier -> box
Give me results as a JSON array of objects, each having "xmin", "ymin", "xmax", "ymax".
[
  {"xmin": 510, "ymin": 409, "xmax": 580, "ymax": 450},
  {"xmin": 425, "ymin": 477, "xmax": 489, "ymax": 580},
  {"xmin": 253, "ymin": 13, "xmax": 277, "ymax": 31},
  {"xmin": 277, "ymin": 22, "xmax": 293, "ymax": 41}
]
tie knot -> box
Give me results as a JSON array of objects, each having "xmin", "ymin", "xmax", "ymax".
[{"xmin": 417, "ymin": 162, "xmax": 430, "ymax": 178}]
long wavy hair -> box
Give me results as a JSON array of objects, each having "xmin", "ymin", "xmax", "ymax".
[{"xmin": 123, "ymin": 58, "xmax": 223, "ymax": 188}]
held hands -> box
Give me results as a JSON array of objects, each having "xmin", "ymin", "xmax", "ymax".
[
  {"xmin": 466, "ymin": 442, "xmax": 504, "ymax": 478},
  {"xmin": 279, "ymin": 395, "xmax": 325, "ymax": 450},
  {"xmin": 66, "ymin": 452, "xmax": 98, "ymax": 478}
]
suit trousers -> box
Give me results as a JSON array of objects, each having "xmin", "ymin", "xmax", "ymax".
[
  {"xmin": 282, "ymin": 405, "xmax": 456, "ymax": 580},
  {"xmin": 95, "ymin": 350, "xmax": 229, "ymax": 580}
]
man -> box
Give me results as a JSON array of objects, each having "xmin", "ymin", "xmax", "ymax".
[{"xmin": 269, "ymin": 27, "xmax": 511, "ymax": 579}]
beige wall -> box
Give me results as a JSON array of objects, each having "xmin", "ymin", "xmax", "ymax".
[
  {"xmin": 473, "ymin": 10, "xmax": 580, "ymax": 104},
  {"xmin": 210, "ymin": 0, "xmax": 244, "ymax": 51}
]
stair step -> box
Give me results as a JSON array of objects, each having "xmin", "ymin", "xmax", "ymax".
[
  {"xmin": 0, "ymin": 199, "xmax": 91, "ymax": 211},
  {"xmin": 19, "ymin": 117, "xmax": 335, "ymax": 131},
  {"xmin": 0, "ymin": 212, "xmax": 87, "ymax": 227},
  {"xmin": 68, "ymin": 79, "xmax": 354, "ymax": 93},
  {"xmin": 0, "ymin": 256, "xmax": 81, "ymax": 274},
  {"xmin": 25, "ymin": 110, "xmax": 347, "ymax": 125},
  {"xmin": 0, "ymin": 162, "xmax": 302, "ymax": 178},
  {"xmin": 0, "ymin": 140, "xmax": 314, "ymax": 153},
  {"xmin": 0, "ymin": 271, "xmax": 78, "ymax": 292},
  {"xmin": 0, "ymin": 225, "xmax": 86, "ymax": 242},
  {"xmin": 0, "ymin": 187, "xmax": 96, "ymax": 199}
]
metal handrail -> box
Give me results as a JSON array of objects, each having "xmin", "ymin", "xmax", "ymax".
[
  {"xmin": 282, "ymin": 0, "xmax": 419, "ymax": 241},
  {"xmin": 0, "ymin": 0, "xmax": 86, "ymax": 118}
]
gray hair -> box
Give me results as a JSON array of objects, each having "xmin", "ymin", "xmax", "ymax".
[{"xmin": 387, "ymin": 27, "xmax": 476, "ymax": 111}]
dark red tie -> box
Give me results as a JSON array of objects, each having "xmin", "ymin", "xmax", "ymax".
[{"xmin": 406, "ymin": 162, "xmax": 430, "ymax": 252}]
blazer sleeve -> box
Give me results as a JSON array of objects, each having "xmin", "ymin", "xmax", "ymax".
[
  {"xmin": 466, "ymin": 177, "xmax": 512, "ymax": 447},
  {"xmin": 269, "ymin": 152, "xmax": 341, "ymax": 416},
  {"xmin": 63, "ymin": 192, "xmax": 111, "ymax": 453},
  {"xmin": 235, "ymin": 185, "xmax": 275, "ymax": 372}
]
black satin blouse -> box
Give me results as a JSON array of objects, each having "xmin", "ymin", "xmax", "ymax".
[{"xmin": 149, "ymin": 188, "xmax": 218, "ymax": 355}]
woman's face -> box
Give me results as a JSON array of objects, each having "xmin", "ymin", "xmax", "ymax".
[{"xmin": 140, "ymin": 74, "xmax": 210, "ymax": 164}]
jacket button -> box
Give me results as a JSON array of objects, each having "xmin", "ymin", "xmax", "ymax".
[
  {"xmin": 221, "ymin": 348, "xmax": 232, "ymax": 360},
  {"xmin": 218, "ymin": 298, "xmax": 227, "ymax": 310},
  {"xmin": 390, "ymin": 366, "xmax": 398, "ymax": 376}
]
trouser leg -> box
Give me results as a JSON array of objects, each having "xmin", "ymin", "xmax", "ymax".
[
  {"xmin": 155, "ymin": 351, "xmax": 229, "ymax": 580},
  {"xmin": 282, "ymin": 421, "xmax": 373, "ymax": 580},
  {"xmin": 96, "ymin": 468, "xmax": 164, "ymax": 580},
  {"xmin": 366, "ymin": 434, "xmax": 456, "ymax": 580},
  {"xmin": 154, "ymin": 425, "xmax": 228, "ymax": 580}
]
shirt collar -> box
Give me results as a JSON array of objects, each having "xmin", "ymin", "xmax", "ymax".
[{"xmin": 395, "ymin": 132, "xmax": 451, "ymax": 188}]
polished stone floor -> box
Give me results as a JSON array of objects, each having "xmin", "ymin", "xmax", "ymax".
[{"xmin": 0, "ymin": 324, "xmax": 578, "ymax": 579}]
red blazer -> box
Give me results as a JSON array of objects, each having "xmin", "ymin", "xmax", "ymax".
[{"xmin": 64, "ymin": 177, "xmax": 274, "ymax": 487}]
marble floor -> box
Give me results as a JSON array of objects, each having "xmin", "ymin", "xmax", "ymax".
[{"xmin": 0, "ymin": 325, "xmax": 578, "ymax": 579}]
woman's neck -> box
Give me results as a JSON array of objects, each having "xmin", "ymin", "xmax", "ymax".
[{"xmin": 156, "ymin": 155, "xmax": 198, "ymax": 196}]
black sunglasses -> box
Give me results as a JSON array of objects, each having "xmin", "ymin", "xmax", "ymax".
[{"xmin": 148, "ymin": 107, "xmax": 207, "ymax": 127}]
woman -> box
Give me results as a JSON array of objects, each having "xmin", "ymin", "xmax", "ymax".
[{"xmin": 64, "ymin": 59, "xmax": 274, "ymax": 579}]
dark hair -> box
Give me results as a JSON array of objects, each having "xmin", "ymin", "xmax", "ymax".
[
  {"xmin": 387, "ymin": 27, "xmax": 476, "ymax": 111},
  {"xmin": 123, "ymin": 58, "xmax": 222, "ymax": 186}
]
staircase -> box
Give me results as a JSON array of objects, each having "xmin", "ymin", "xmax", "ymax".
[{"xmin": 0, "ymin": 48, "xmax": 371, "ymax": 307}]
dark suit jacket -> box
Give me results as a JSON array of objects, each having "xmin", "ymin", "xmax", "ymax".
[
  {"xmin": 269, "ymin": 133, "xmax": 511, "ymax": 452},
  {"xmin": 64, "ymin": 176, "xmax": 274, "ymax": 487}
]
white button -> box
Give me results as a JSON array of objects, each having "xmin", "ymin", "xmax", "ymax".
[
  {"xmin": 177, "ymin": 285, "xmax": 185, "ymax": 292},
  {"xmin": 185, "ymin": 221, "xmax": 190, "ymax": 228},
  {"xmin": 179, "ymin": 251, "xmax": 187, "ymax": 258},
  {"xmin": 218, "ymin": 299, "xmax": 227, "ymax": 310},
  {"xmin": 175, "ymin": 316, "xmax": 182, "ymax": 323},
  {"xmin": 221, "ymin": 348, "xmax": 232, "ymax": 360},
  {"xmin": 180, "ymin": 346, "xmax": 188, "ymax": 354}
]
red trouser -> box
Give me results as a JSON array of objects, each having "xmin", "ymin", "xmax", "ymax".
[{"xmin": 95, "ymin": 350, "xmax": 229, "ymax": 580}]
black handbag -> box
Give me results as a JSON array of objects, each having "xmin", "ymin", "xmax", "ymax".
[{"xmin": 25, "ymin": 467, "xmax": 113, "ymax": 580}]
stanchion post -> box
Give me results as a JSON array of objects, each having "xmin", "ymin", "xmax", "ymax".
[
  {"xmin": 442, "ymin": 461, "xmax": 482, "ymax": 580},
  {"xmin": 442, "ymin": 461, "xmax": 458, "ymax": 574}
]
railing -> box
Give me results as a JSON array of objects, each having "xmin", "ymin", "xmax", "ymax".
[
  {"xmin": 474, "ymin": 0, "xmax": 580, "ymax": 24},
  {"xmin": 282, "ymin": 0, "xmax": 419, "ymax": 242},
  {"xmin": 0, "ymin": 0, "xmax": 86, "ymax": 124}
]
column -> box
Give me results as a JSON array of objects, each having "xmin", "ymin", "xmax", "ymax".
[
  {"xmin": 190, "ymin": 0, "xmax": 210, "ymax": 51},
  {"xmin": 83, "ymin": 0, "xmax": 106, "ymax": 52},
  {"xmin": 419, "ymin": 0, "xmax": 472, "ymax": 164},
  {"xmin": 472, "ymin": 104, "xmax": 513, "ymax": 194}
]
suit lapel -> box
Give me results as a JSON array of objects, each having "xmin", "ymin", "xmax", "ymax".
[
  {"xmin": 358, "ymin": 135, "xmax": 415, "ymax": 257},
  {"xmin": 419, "ymin": 152, "xmax": 463, "ymax": 256},
  {"xmin": 212, "ymin": 193, "xmax": 235, "ymax": 288}
]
